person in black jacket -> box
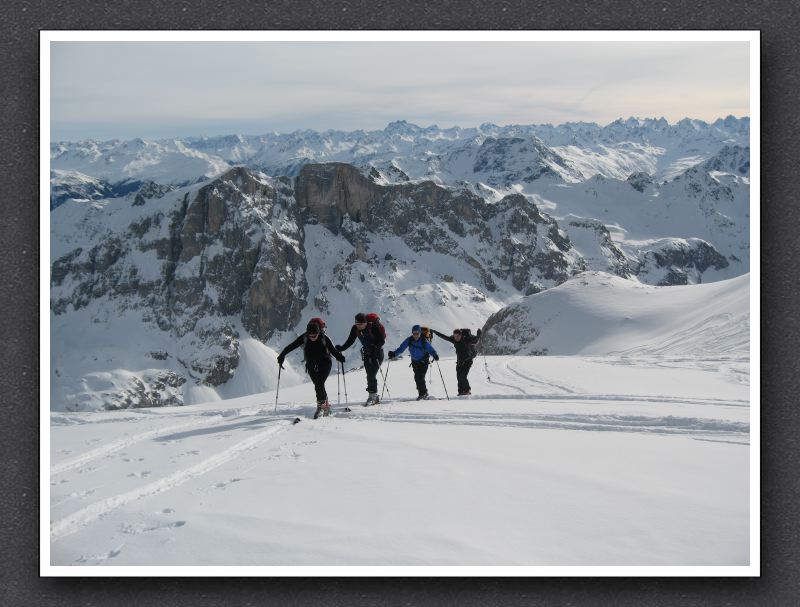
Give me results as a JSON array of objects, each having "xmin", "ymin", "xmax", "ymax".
[
  {"xmin": 336, "ymin": 312, "xmax": 387, "ymax": 405},
  {"xmin": 432, "ymin": 328, "xmax": 481, "ymax": 396},
  {"xmin": 277, "ymin": 321, "xmax": 345, "ymax": 418}
]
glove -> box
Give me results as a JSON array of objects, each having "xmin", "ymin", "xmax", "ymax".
[
  {"xmin": 388, "ymin": 350, "xmax": 395, "ymax": 359},
  {"xmin": 277, "ymin": 355, "xmax": 285, "ymax": 369},
  {"xmin": 337, "ymin": 354, "xmax": 346, "ymax": 364},
  {"xmin": 433, "ymin": 354, "xmax": 439, "ymax": 361},
  {"xmin": 335, "ymin": 344, "xmax": 344, "ymax": 352}
]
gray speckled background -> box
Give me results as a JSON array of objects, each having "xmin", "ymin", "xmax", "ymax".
[{"xmin": 3, "ymin": 1, "xmax": 796, "ymax": 605}]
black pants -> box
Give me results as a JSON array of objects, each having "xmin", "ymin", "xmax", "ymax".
[
  {"xmin": 412, "ymin": 361, "xmax": 429, "ymax": 396},
  {"xmin": 363, "ymin": 348, "xmax": 384, "ymax": 393},
  {"xmin": 306, "ymin": 358, "xmax": 333, "ymax": 403},
  {"xmin": 456, "ymin": 359, "xmax": 474, "ymax": 393}
]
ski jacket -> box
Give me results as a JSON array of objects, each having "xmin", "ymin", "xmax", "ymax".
[
  {"xmin": 280, "ymin": 333, "xmax": 343, "ymax": 365},
  {"xmin": 433, "ymin": 330, "xmax": 480, "ymax": 363},
  {"xmin": 339, "ymin": 321, "xmax": 386, "ymax": 352},
  {"xmin": 392, "ymin": 336, "xmax": 438, "ymax": 363}
]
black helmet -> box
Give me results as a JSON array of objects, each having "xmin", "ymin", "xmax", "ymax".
[{"xmin": 354, "ymin": 313, "xmax": 366, "ymax": 323}]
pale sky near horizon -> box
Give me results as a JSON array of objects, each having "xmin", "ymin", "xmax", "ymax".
[{"xmin": 50, "ymin": 41, "xmax": 750, "ymax": 142}]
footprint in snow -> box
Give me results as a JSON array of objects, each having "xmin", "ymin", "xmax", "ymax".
[
  {"xmin": 122, "ymin": 457, "xmax": 145, "ymax": 462},
  {"xmin": 127, "ymin": 471, "xmax": 152, "ymax": 478},
  {"xmin": 77, "ymin": 547, "xmax": 122, "ymax": 563},
  {"xmin": 214, "ymin": 478, "xmax": 243, "ymax": 489},
  {"xmin": 158, "ymin": 508, "xmax": 175, "ymax": 515},
  {"xmin": 120, "ymin": 521, "xmax": 186, "ymax": 534}
]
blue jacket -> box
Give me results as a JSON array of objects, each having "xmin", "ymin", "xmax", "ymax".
[{"xmin": 392, "ymin": 336, "xmax": 438, "ymax": 363}]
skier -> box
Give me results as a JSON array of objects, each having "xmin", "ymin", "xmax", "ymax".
[
  {"xmin": 432, "ymin": 328, "xmax": 482, "ymax": 395},
  {"xmin": 388, "ymin": 324, "xmax": 439, "ymax": 400},
  {"xmin": 336, "ymin": 312, "xmax": 387, "ymax": 406},
  {"xmin": 277, "ymin": 319, "xmax": 345, "ymax": 419}
]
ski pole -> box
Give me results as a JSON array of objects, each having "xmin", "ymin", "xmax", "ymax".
[
  {"xmin": 337, "ymin": 361, "xmax": 341, "ymax": 406},
  {"xmin": 435, "ymin": 360, "xmax": 450, "ymax": 400},
  {"xmin": 273, "ymin": 365, "xmax": 282, "ymax": 413},
  {"xmin": 479, "ymin": 335, "xmax": 491, "ymax": 382},
  {"xmin": 341, "ymin": 361, "xmax": 349, "ymax": 404},
  {"xmin": 380, "ymin": 358, "xmax": 391, "ymax": 401},
  {"xmin": 378, "ymin": 362, "xmax": 391, "ymax": 399}
]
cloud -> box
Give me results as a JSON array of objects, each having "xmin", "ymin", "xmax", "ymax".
[{"xmin": 50, "ymin": 40, "xmax": 750, "ymax": 141}]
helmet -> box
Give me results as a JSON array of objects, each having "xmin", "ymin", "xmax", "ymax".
[{"xmin": 355, "ymin": 313, "xmax": 366, "ymax": 323}]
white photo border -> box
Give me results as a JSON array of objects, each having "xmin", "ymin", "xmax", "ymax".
[{"xmin": 41, "ymin": 29, "xmax": 760, "ymax": 578}]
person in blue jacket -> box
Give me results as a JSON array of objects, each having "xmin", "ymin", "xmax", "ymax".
[{"xmin": 388, "ymin": 324, "xmax": 439, "ymax": 400}]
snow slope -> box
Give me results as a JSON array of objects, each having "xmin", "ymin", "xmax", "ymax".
[
  {"xmin": 48, "ymin": 354, "xmax": 750, "ymax": 568},
  {"xmin": 482, "ymin": 272, "xmax": 749, "ymax": 356},
  {"xmin": 48, "ymin": 273, "xmax": 751, "ymax": 568}
]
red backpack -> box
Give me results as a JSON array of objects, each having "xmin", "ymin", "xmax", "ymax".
[{"xmin": 365, "ymin": 313, "xmax": 386, "ymax": 339}]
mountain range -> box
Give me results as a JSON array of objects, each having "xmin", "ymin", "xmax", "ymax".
[{"xmin": 49, "ymin": 117, "xmax": 750, "ymax": 410}]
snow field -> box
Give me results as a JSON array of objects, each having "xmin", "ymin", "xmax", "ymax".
[{"xmin": 49, "ymin": 354, "xmax": 749, "ymax": 567}]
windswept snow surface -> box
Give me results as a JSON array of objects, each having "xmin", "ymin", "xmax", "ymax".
[
  {"xmin": 483, "ymin": 272, "xmax": 749, "ymax": 357},
  {"xmin": 50, "ymin": 353, "xmax": 749, "ymax": 567}
]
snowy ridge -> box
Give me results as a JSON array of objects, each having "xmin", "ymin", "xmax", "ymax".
[
  {"xmin": 51, "ymin": 116, "xmax": 749, "ymax": 195},
  {"xmin": 482, "ymin": 272, "xmax": 749, "ymax": 356}
]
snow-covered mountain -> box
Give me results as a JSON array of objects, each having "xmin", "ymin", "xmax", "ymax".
[
  {"xmin": 49, "ymin": 117, "xmax": 750, "ymax": 411},
  {"xmin": 51, "ymin": 116, "xmax": 749, "ymax": 197},
  {"xmin": 481, "ymin": 271, "xmax": 749, "ymax": 356}
]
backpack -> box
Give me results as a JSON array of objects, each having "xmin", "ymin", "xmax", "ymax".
[
  {"xmin": 459, "ymin": 329, "xmax": 479, "ymax": 360},
  {"xmin": 365, "ymin": 313, "xmax": 386, "ymax": 340}
]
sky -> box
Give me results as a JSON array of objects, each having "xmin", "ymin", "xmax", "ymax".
[{"xmin": 50, "ymin": 40, "xmax": 750, "ymax": 142}]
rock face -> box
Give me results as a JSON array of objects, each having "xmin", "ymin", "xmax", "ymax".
[
  {"xmin": 634, "ymin": 238, "xmax": 730, "ymax": 286},
  {"xmin": 626, "ymin": 172, "xmax": 654, "ymax": 192},
  {"xmin": 294, "ymin": 164, "xmax": 581, "ymax": 294},
  {"xmin": 295, "ymin": 163, "xmax": 383, "ymax": 233},
  {"xmin": 51, "ymin": 167, "xmax": 308, "ymax": 406}
]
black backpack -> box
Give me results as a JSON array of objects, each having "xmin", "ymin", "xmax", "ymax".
[{"xmin": 459, "ymin": 329, "xmax": 478, "ymax": 360}]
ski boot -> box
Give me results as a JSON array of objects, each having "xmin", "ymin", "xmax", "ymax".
[
  {"xmin": 313, "ymin": 400, "xmax": 331, "ymax": 419},
  {"xmin": 364, "ymin": 392, "xmax": 379, "ymax": 407},
  {"xmin": 416, "ymin": 392, "xmax": 430, "ymax": 401}
]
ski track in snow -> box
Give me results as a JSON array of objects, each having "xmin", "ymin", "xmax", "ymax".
[
  {"xmin": 344, "ymin": 409, "xmax": 749, "ymax": 439},
  {"xmin": 50, "ymin": 416, "xmax": 228, "ymax": 476},
  {"xmin": 50, "ymin": 419, "xmax": 294, "ymax": 542},
  {"xmin": 503, "ymin": 358, "xmax": 580, "ymax": 394},
  {"xmin": 377, "ymin": 392, "xmax": 746, "ymax": 408}
]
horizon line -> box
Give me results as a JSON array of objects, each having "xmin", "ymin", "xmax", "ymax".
[{"xmin": 51, "ymin": 114, "xmax": 751, "ymax": 145}]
